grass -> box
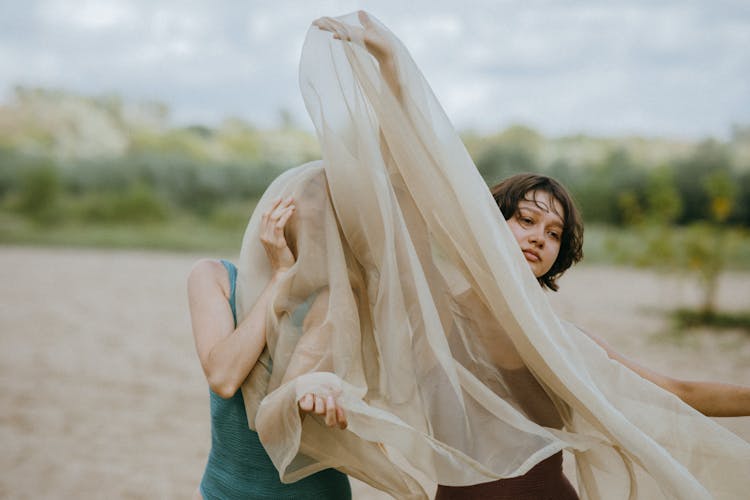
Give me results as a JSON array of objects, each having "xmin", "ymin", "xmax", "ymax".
[
  {"xmin": 3, "ymin": 213, "xmax": 750, "ymax": 271},
  {"xmin": 582, "ymin": 224, "xmax": 750, "ymax": 271},
  {"xmin": 0, "ymin": 212, "xmax": 248, "ymax": 254},
  {"xmin": 672, "ymin": 309, "xmax": 750, "ymax": 333}
]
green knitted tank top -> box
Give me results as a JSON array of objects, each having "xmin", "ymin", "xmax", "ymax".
[{"xmin": 199, "ymin": 260, "xmax": 351, "ymax": 499}]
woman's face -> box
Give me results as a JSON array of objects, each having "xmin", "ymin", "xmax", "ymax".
[{"xmin": 506, "ymin": 190, "xmax": 564, "ymax": 278}]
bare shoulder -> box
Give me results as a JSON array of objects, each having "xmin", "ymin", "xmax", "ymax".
[{"xmin": 187, "ymin": 259, "xmax": 230, "ymax": 300}]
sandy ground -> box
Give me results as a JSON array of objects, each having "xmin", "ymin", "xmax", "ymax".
[{"xmin": 1, "ymin": 245, "xmax": 749, "ymax": 499}]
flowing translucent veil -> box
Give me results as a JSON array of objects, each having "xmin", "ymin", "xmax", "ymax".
[{"xmin": 235, "ymin": 11, "xmax": 750, "ymax": 500}]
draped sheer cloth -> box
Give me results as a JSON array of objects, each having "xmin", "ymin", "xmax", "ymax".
[{"xmin": 235, "ymin": 12, "xmax": 750, "ymax": 500}]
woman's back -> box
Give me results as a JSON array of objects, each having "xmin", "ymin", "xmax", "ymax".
[{"xmin": 198, "ymin": 260, "xmax": 351, "ymax": 500}]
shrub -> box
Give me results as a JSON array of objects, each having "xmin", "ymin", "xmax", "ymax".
[
  {"xmin": 14, "ymin": 162, "xmax": 63, "ymax": 224},
  {"xmin": 77, "ymin": 183, "xmax": 169, "ymax": 223}
]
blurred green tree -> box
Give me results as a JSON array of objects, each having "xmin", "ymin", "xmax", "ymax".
[
  {"xmin": 77, "ymin": 183, "xmax": 169, "ymax": 223},
  {"xmin": 614, "ymin": 165, "xmax": 682, "ymax": 268},
  {"xmin": 626, "ymin": 164, "xmax": 739, "ymax": 322},
  {"xmin": 15, "ymin": 162, "xmax": 62, "ymax": 225},
  {"xmin": 575, "ymin": 149, "xmax": 647, "ymax": 225},
  {"xmin": 475, "ymin": 142, "xmax": 537, "ymax": 183},
  {"xmin": 673, "ymin": 140, "xmax": 733, "ymax": 224},
  {"xmin": 683, "ymin": 171, "xmax": 738, "ymax": 316}
]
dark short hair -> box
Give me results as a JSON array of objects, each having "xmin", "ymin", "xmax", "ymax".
[{"xmin": 490, "ymin": 173, "xmax": 583, "ymax": 291}]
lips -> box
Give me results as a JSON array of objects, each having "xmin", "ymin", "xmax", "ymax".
[{"xmin": 522, "ymin": 249, "xmax": 540, "ymax": 262}]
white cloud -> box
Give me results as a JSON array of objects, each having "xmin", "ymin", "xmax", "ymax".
[
  {"xmin": 38, "ymin": 0, "xmax": 138, "ymax": 30},
  {"xmin": 2, "ymin": 1, "xmax": 748, "ymax": 138}
]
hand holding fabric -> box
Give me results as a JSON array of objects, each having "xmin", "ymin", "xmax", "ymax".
[
  {"xmin": 259, "ymin": 196, "xmax": 296, "ymax": 275},
  {"xmin": 314, "ymin": 11, "xmax": 393, "ymax": 64}
]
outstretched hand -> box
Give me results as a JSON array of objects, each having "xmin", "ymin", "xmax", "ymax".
[
  {"xmin": 298, "ymin": 393, "xmax": 348, "ymax": 429},
  {"xmin": 313, "ymin": 11, "xmax": 392, "ymax": 63},
  {"xmin": 260, "ymin": 196, "xmax": 296, "ymax": 274}
]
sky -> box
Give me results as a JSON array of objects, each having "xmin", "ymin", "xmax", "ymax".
[{"xmin": 2, "ymin": 0, "xmax": 749, "ymax": 139}]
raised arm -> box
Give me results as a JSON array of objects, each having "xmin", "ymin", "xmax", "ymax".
[
  {"xmin": 585, "ymin": 330, "xmax": 750, "ymax": 417},
  {"xmin": 188, "ymin": 197, "xmax": 295, "ymax": 398},
  {"xmin": 314, "ymin": 11, "xmax": 403, "ymax": 102}
]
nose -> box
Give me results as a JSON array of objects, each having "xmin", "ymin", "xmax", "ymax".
[{"xmin": 529, "ymin": 228, "xmax": 545, "ymax": 248}]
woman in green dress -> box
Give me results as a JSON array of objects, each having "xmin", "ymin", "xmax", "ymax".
[{"xmin": 187, "ymin": 195, "xmax": 350, "ymax": 500}]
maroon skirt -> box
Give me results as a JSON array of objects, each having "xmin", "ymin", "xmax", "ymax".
[{"xmin": 434, "ymin": 452, "xmax": 578, "ymax": 500}]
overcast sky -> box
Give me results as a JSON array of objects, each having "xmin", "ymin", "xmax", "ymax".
[{"xmin": 2, "ymin": 0, "xmax": 749, "ymax": 139}]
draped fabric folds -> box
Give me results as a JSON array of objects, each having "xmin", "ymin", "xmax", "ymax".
[{"xmin": 235, "ymin": 11, "xmax": 750, "ymax": 499}]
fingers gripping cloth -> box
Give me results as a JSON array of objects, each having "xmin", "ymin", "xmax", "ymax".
[{"xmin": 235, "ymin": 11, "xmax": 750, "ymax": 500}]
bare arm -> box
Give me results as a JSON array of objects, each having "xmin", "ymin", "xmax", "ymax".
[
  {"xmin": 188, "ymin": 197, "xmax": 296, "ymax": 398},
  {"xmin": 585, "ymin": 330, "xmax": 750, "ymax": 417},
  {"xmin": 188, "ymin": 259, "xmax": 284, "ymax": 398}
]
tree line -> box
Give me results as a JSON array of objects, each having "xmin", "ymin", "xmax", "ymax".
[
  {"xmin": 1, "ymin": 88, "xmax": 748, "ymax": 229},
  {"xmin": 475, "ymin": 134, "xmax": 748, "ymax": 228},
  {"xmin": 2, "ymin": 133, "xmax": 749, "ymax": 229}
]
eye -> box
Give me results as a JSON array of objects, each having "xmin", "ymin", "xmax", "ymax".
[
  {"xmin": 548, "ymin": 230, "xmax": 561, "ymax": 241},
  {"xmin": 519, "ymin": 215, "xmax": 534, "ymax": 226}
]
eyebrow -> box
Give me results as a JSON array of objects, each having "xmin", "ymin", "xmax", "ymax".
[{"xmin": 517, "ymin": 201, "xmax": 564, "ymax": 226}]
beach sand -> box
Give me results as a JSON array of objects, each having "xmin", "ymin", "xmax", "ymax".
[{"xmin": 1, "ymin": 246, "xmax": 748, "ymax": 499}]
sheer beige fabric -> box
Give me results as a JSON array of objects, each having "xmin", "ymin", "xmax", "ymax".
[{"xmin": 235, "ymin": 12, "xmax": 750, "ymax": 500}]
